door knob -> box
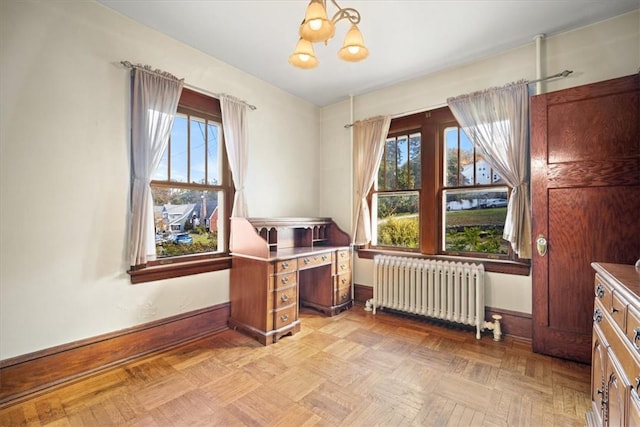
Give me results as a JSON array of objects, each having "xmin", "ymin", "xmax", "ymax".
[{"xmin": 536, "ymin": 234, "xmax": 547, "ymax": 257}]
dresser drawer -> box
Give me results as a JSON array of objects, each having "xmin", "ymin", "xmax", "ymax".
[
  {"xmin": 274, "ymin": 285, "xmax": 297, "ymax": 310},
  {"xmin": 611, "ymin": 290, "xmax": 628, "ymax": 332},
  {"xmin": 274, "ymin": 271, "xmax": 296, "ymax": 289},
  {"xmin": 274, "ymin": 305, "xmax": 297, "ymax": 330},
  {"xmin": 630, "ymin": 390, "xmax": 640, "ymax": 427},
  {"xmin": 276, "ymin": 259, "xmax": 297, "ymax": 274},
  {"xmin": 627, "ymin": 305, "xmax": 640, "ymax": 356},
  {"xmin": 595, "ymin": 274, "xmax": 613, "ymax": 312},
  {"xmin": 298, "ymin": 253, "xmax": 332, "ymax": 270}
]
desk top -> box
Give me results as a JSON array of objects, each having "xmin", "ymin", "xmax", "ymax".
[{"xmin": 232, "ymin": 245, "xmax": 349, "ymax": 262}]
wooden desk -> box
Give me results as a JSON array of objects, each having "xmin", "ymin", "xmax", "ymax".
[{"xmin": 229, "ymin": 217, "xmax": 352, "ymax": 345}]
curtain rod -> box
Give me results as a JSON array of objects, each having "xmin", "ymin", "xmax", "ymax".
[
  {"xmin": 120, "ymin": 61, "xmax": 257, "ymax": 111},
  {"xmin": 343, "ymin": 69, "xmax": 573, "ymax": 128}
]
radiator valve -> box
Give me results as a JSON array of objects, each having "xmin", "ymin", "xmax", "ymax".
[
  {"xmin": 484, "ymin": 314, "xmax": 503, "ymax": 341},
  {"xmin": 364, "ymin": 298, "xmax": 374, "ymax": 312}
]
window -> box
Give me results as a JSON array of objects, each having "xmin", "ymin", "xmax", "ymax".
[
  {"xmin": 130, "ymin": 89, "xmax": 233, "ymax": 283},
  {"xmin": 372, "ymin": 131, "xmax": 421, "ymax": 249},
  {"xmin": 442, "ymin": 126, "xmax": 509, "ymax": 256},
  {"xmin": 367, "ymin": 107, "xmax": 528, "ymax": 274}
]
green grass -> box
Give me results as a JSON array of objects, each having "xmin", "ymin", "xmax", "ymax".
[{"xmin": 445, "ymin": 207, "xmax": 507, "ymax": 227}]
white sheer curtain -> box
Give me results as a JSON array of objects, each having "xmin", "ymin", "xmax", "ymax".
[
  {"xmin": 221, "ymin": 95, "xmax": 248, "ymax": 217},
  {"xmin": 128, "ymin": 68, "xmax": 183, "ymax": 267},
  {"xmin": 352, "ymin": 115, "xmax": 392, "ymax": 245},
  {"xmin": 447, "ymin": 81, "xmax": 532, "ymax": 258}
]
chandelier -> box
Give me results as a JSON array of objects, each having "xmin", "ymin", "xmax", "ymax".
[{"xmin": 289, "ymin": 0, "xmax": 369, "ymax": 69}]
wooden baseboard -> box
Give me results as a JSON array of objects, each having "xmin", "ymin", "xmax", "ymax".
[
  {"xmin": 353, "ymin": 283, "xmax": 532, "ymax": 341},
  {"xmin": 0, "ymin": 303, "xmax": 230, "ymax": 407}
]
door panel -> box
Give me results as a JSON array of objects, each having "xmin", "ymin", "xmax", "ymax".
[{"xmin": 531, "ymin": 74, "xmax": 640, "ymax": 363}]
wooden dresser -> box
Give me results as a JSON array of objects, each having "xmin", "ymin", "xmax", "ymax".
[
  {"xmin": 587, "ymin": 263, "xmax": 640, "ymax": 426},
  {"xmin": 229, "ymin": 217, "xmax": 351, "ymax": 345}
]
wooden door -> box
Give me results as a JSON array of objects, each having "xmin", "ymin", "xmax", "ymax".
[{"xmin": 531, "ymin": 74, "xmax": 640, "ymax": 363}]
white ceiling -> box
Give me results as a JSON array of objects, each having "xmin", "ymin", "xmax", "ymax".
[{"xmin": 97, "ymin": 0, "xmax": 639, "ymax": 107}]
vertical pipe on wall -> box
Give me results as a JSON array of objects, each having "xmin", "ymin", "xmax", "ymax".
[{"xmin": 534, "ymin": 34, "xmax": 545, "ymax": 95}]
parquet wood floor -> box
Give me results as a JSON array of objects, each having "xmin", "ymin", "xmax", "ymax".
[{"xmin": 0, "ymin": 307, "xmax": 591, "ymax": 426}]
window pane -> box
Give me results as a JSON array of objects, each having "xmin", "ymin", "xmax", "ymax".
[
  {"xmin": 444, "ymin": 127, "xmax": 459, "ymax": 186},
  {"xmin": 409, "ymin": 133, "xmax": 421, "ymax": 189},
  {"xmin": 373, "ymin": 191, "xmax": 419, "ymax": 249},
  {"xmin": 383, "ymin": 138, "xmax": 396, "ymax": 190},
  {"xmin": 396, "ymin": 135, "xmax": 408, "ymax": 190},
  {"xmin": 154, "ymin": 146, "xmax": 169, "ymax": 181},
  {"xmin": 459, "ymin": 130, "xmax": 474, "ymax": 186},
  {"xmin": 207, "ymin": 122, "xmax": 220, "ymax": 185},
  {"xmin": 443, "ymin": 187, "xmax": 509, "ymax": 254},
  {"xmin": 190, "ymin": 117, "xmax": 206, "ymax": 185},
  {"xmin": 170, "ymin": 114, "xmax": 188, "ymax": 183},
  {"xmin": 152, "ymin": 188, "xmax": 222, "ymax": 257}
]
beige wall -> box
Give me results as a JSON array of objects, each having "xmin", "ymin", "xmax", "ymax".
[
  {"xmin": 0, "ymin": 0, "xmax": 320, "ymax": 360},
  {"xmin": 1, "ymin": 1, "xmax": 638, "ymax": 361},
  {"xmin": 319, "ymin": 11, "xmax": 640, "ymax": 315}
]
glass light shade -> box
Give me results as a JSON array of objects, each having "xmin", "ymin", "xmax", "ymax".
[
  {"xmin": 288, "ymin": 38, "xmax": 319, "ymax": 69},
  {"xmin": 338, "ymin": 24, "xmax": 369, "ymax": 62},
  {"xmin": 299, "ymin": 0, "xmax": 335, "ymax": 42}
]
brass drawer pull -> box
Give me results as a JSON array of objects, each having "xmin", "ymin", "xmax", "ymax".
[
  {"xmin": 340, "ymin": 264, "xmax": 346, "ymax": 270},
  {"xmin": 593, "ymin": 308, "xmax": 603, "ymax": 324},
  {"xmin": 341, "ymin": 277, "xmax": 348, "ymax": 284},
  {"xmin": 281, "ymin": 294, "xmax": 289, "ymax": 302},
  {"xmin": 281, "ymin": 276, "xmax": 289, "ymax": 284},
  {"xmin": 281, "ymin": 262, "xmax": 289, "ymax": 269},
  {"xmin": 340, "ymin": 252, "xmax": 346, "ymax": 258},
  {"xmin": 341, "ymin": 293, "xmax": 348, "ymax": 300},
  {"xmin": 322, "ymin": 255, "xmax": 327, "ymax": 261},
  {"xmin": 280, "ymin": 314, "xmax": 289, "ymax": 322},
  {"xmin": 303, "ymin": 257, "xmax": 310, "ymax": 264},
  {"xmin": 595, "ymin": 283, "xmax": 605, "ymax": 298},
  {"xmin": 633, "ymin": 327, "xmax": 640, "ymax": 350}
]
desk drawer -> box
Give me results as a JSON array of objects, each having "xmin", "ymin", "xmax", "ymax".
[
  {"xmin": 276, "ymin": 259, "xmax": 297, "ymax": 274},
  {"xmin": 336, "ymin": 271, "xmax": 351, "ymax": 289},
  {"xmin": 274, "ymin": 305, "xmax": 297, "ymax": 330},
  {"xmin": 298, "ymin": 253, "xmax": 332, "ymax": 270},
  {"xmin": 275, "ymin": 286, "xmax": 297, "ymax": 310},
  {"xmin": 274, "ymin": 272, "xmax": 296, "ymax": 289},
  {"xmin": 337, "ymin": 249, "xmax": 350, "ymax": 262}
]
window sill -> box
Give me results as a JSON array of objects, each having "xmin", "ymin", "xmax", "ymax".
[
  {"xmin": 128, "ymin": 256, "xmax": 231, "ymax": 284},
  {"xmin": 357, "ymin": 249, "xmax": 530, "ymax": 276}
]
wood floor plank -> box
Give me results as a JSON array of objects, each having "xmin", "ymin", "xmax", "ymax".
[{"xmin": 0, "ymin": 307, "xmax": 591, "ymax": 426}]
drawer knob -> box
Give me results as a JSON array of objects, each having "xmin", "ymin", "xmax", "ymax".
[
  {"xmin": 595, "ymin": 283, "xmax": 605, "ymax": 298},
  {"xmin": 341, "ymin": 293, "xmax": 348, "ymax": 300},
  {"xmin": 281, "ymin": 262, "xmax": 289, "ymax": 269},
  {"xmin": 281, "ymin": 276, "xmax": 289, "ymax": 284},
  {"xmin": 341, "ymin": 277, "xmax": 347, "ymax": 284},
  {"xmin": 593, "ymin": 308, "xmax": 603, "ymax": 324},
  {"xmin": 340, "ymin": 264, "xmax": 346, "ymax": 270},
  {"xmin": 633, "ymin": 328, "xmax": 640, "ymax": 350},
  {"xmin": 304, "ymin": 258, "xmax": 310, "ymax": 264},
  {"xmin": 281, "ymin": 293, "xmax": 289, "ymax": 302},
  {"xmin": 280, "ymin": 314, "xmax": 289, "ymax": 322},
  {"xmin": 322, "ymin": 255, "xmax": 327, "ymax": 261}
]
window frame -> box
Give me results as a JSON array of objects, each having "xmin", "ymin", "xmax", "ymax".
[
  {"xmin": 362, "ymin": 106, "xmax": 530, "ymax": 276},
  {"xmin": 128, "ymin": 88, "xmax": 234, "ymax": 284}
]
